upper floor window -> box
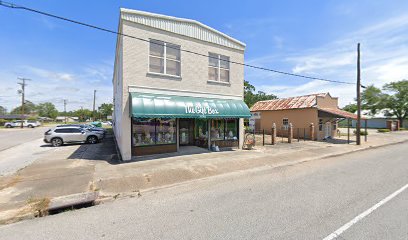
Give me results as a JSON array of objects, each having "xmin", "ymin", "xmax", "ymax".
[
  {"xmin": 149, "ymin": 39, "xmax": 181, "ymax": 77},
  {"xmin": 208, "ymin": 53, "xmax": 230, "ymax": 83}
]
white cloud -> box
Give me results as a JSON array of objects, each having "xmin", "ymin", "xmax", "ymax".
[
  {"xmin": 24, "ymin": 66, "xmax": 75, "ymax": 82},
  {"xmin": 0, "ymin": 62, "xmax": 113, "ymax": 112},
  {"xmin": 247, "ymin": 13, "xmax": 408, "ymax": 107}
]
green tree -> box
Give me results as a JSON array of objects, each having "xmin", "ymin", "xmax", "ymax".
[
  {"xmin": 36, "ymin": 102, "xmax": 58, "ymax": 119},
  {"xmin": 98, "ymin": 103, "xmax": 113, "ymax": 120},
  {"xmin": 0, "ymin": 106, "xmax": 6, "ymax": 115},
  {"xmin": 10, "ymin": 100, "xmax": 36, "ymax": 115},
  {"xmin": 342, "ymin": 103, "xmax": 357, "ymax": 113},
  {"xmin": 382, "ymin": 80, "xmax": 408, "ymax": 126},
  {"xmin": 73, "ymin": 108, "xmax": 93, "ymax": 122},
  {"xmin": 361, "ymin": 85, "xmax": 385, "ymax": 115},
  {"xmin": 244, "ymin": 80, "xmax": 277, "ymax": 108}
]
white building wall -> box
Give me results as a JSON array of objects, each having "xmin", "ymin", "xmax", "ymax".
[{"xmin": 114, "ymin": 13, "xmax": 246, "ymax": 160}]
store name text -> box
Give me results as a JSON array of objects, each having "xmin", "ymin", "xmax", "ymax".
[{"xmin": 185, "ymin": 105, "xmax": 219, "ymax": 115}]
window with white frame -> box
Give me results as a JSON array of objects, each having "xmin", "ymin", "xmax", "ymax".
[
  {"xmin": 149, "ymin": 39, "xmax": 181, "ymax": 76},
  {"xmin": 208, "ymin": 53, "xmax": 230, "ymax": 82},
  {"xmin": 319, "ymin": 119, "xmax": 323, "ymax": 131},
  {"xmin": 283, "ymin": 118, "xmax": 289, "ymax": 129}
]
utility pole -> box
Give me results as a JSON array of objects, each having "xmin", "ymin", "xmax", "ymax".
[
  {"xmin": 17, "ymin": 77, "xmax": 31, "ymax": 128},
  {"xmin": 92, "ymin": 90, "xmax": 96, "ymax": 121},
  {"xmin": 63, "ymin": 99, "xmax": 67, "ymax": 124},
  {"xmin": 356, "ymin": 43, "xmax": 361, "ymax": 145}
]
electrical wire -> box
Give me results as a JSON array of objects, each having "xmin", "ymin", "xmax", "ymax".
[{"xmin": 0, "ymin": 1, "xmax": 357, "ymax": 85}]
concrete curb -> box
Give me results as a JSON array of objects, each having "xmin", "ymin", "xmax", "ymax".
[{"xmin": 0, "ymin": 192, "xmax": 99, "ymax": 225}]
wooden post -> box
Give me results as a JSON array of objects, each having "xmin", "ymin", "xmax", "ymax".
[
  {"xmin": 271, "ymin": 123, "xmax": 276, "ymax": 145},
  {"xmin": 310, "ymin": 123, "xmax": 315, "ymax": 141},
  {"xmin": 356, "ymin": 43, "xmax": 362, "ymax": 145},
  {"xmin": 347, "ymin": 118, "xmax": 350, "ymax": 144},
  {"xmin": 365, "ymin": 119, "xmax": 368, "ymax": 142},
  {"xmin": 288, "ymin": 123, "xmax": 293, "ymax": 143}
]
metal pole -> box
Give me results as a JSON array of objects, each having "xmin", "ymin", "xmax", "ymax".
[
  {"xmin": 356, "ymin": 43, "xmax": 362, "ymax": 145},
  {"xmin": 262, "ymin": 129, "xmax": 265, "ymax": 146}
]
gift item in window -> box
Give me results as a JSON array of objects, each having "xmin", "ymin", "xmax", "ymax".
[
  {"xmin": 168, "ymin": 121, "xmax": 175, "ymax": 140},
  {"xmin": 144, "ymin": 129, "xmax": 153, "ymax": 144},
  {"xmin": 210, "ymin": 128, "xmax": 219, "ymax": 139}
]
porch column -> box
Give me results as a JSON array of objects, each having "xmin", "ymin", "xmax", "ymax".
[
  {"xmin": 176, "ymin": 118, "xmax": 180, "ymax": 152},
  {"xmin": 239, "ymin": 118, "xmax": 244, "ymax": 149},
  {"xmin": 208, "ymin": 119, "xmax": 211, "ymax": 150}
]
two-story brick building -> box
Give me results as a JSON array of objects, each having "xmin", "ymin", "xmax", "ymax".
[{"xmin": 113, "ymin": 9, "xmax": 250, "ymax": 160}]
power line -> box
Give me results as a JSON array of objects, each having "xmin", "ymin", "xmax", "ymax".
[{"xmin": 0, "ymin": 1, "xmax": 356, "ymax": 85}]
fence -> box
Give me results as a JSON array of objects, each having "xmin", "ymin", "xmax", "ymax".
[{"xmin": 245, "ymin": 127, "xmax": 310, "ymax": 146}]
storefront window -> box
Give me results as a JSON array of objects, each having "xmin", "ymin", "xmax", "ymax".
[
  {"xmin": 225, "ymin": 119, "xmax": 238, "ymax": 140},
  {"xmin": 195, "ymin": 119, "xmax": 208, "ymax": 140},
  {"xmin": 156, "ymin": 118, "xmax": 176, "ymax": 145},
  {"xmin": 132, "ymin": 118, "xmax": 176, "ymax": 146},
  {"xmin": 211, "ymin": 119, "xmax": 225, "ymax": 140}
]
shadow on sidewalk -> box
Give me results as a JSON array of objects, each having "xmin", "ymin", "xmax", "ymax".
[{"xmin": 67, "ymin": 133, "xmax": 120, "ymax": 165}]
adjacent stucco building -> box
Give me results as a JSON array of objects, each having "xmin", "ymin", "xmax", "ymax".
[
  {"xmin": 250, "ymin": 93, "xmax": 359, "ymax": 140},
  {"xmin": 113, "ymin": 9, "xmax": 250, "ymax": 160}
]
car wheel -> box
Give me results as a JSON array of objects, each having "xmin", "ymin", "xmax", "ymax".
[
  {"xmin": 87, "ymin": 136, "xmax": 98, "ymax": 144},
  {"xmin": 28, "ymin": 125, "xmax": 33, "ymax": 128},
  {"xmin": 51, "ymin": 138, "xmax": 63, "ymax": 147},
  {"xmin": 5, "ymin": 125, "xmax": 11, "ymax": 128}
]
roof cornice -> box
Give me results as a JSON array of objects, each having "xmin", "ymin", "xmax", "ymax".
[{"xmin": 120, "ymin": 8, "xmax": 246, "ymax": 51}]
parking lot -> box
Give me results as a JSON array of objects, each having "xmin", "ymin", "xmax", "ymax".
[{"xmin": 0, "ymin": 125, "xmax": 115, "ymax": 176}]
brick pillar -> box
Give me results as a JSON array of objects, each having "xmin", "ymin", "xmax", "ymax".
[
  {"xmin": 396, "ymin": 120, "xmax": 401, "ymax": 131},
  {"xmin": 271, "ymin": 123, "xmax": 276, "ymax": 145},
  {"xmin": 288, "ymin": 123, "xmax": 293, "ymax": 143},
  {"xmin": 310, "ymin": 123, "xmax": 315, "ymax": 141}
]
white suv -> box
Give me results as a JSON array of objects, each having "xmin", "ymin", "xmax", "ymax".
[
  {"xmin": 44, "ymin": 126, "xmax": 103, "ymax": 147},
  {"xmin": 4, "ymin": 120, "xmax": 39, "ymax": 128}
]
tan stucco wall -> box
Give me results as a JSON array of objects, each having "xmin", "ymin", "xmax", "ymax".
[
  {"xmin": 255, "ymin": 108, "xmax": 338, "ymax": 140},
  {"xmin": 316, "ymin": 94, "xmax": 339, "ymax": 108}
]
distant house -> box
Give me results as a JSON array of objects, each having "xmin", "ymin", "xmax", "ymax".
[
  {"xmin": 250, "ymin": 93, "xmax": 359, "ymax": 140},
  {"xmin": 351, "ymin": 109, "xmax": 408, "ymax": 129},
  {"xmin": 55, "ymin": 116, "xmax": 79, "ymax": 122}
]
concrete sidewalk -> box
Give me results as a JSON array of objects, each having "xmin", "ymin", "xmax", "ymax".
[
  {"xmin": 93, "ymin": 131, "xmax": 408, "ymax": 196},
  {"xmin": 1, "ymin": 130, "xmax": 407, "ymax": 224}
]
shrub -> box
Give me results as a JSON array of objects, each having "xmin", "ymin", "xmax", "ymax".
[
  {"xmin": 400, "ymin": 128, "xmax": 408, "ymax": 131},
  {"xmin": 353, "ymin": 130, "xmax": 368, "ymax": 135},
  {"xmin": 0, "ymin": 119, "xmax": 8, "ymax": 126},
  {"xmin": 378, "ymin": 129, "xmax": 390, "ymax": 133}
]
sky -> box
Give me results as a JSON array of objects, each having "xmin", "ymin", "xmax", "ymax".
[{"xmin": 0, "ymin": 0, "xmax": 408, "ymax": 112}]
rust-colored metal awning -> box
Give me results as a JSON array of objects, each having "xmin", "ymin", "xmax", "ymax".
[{"xmin": 318, "ymin": 108, "xmax": 364, "ymax": 120}]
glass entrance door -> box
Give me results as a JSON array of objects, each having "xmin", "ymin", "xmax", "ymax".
[{"xmin": 179, "ymin": 119, "xmax": 194, "ymax": 145}]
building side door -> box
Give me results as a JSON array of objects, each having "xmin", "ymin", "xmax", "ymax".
[
  {"xmin": 179, "ymin": 119, "xmax": 194, "ymax": 145},
  {"xmin": 325, "ymin": 122, "xmax": 331, "ymax": 138}
]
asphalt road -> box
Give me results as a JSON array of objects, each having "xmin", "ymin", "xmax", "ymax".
[
  {"xmin": 0, "ymin": 142, "xmax": 407, "ymax": 240},
  {"xmin": 0, "ymin": 126, "xmax": 51, "ymax": 151},
  {"xmin": 0, "ymin": 126, "xmax": 54, "ymax": 176}
]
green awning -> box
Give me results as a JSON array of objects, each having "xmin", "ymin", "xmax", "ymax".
[{"xmin": 130, "ymin": 92, "xmax": 251, "ymax": 119}]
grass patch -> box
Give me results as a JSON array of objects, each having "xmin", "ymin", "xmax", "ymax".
[
  {"xmin": 378, "ymin": 129, "xmax": 390, "ymax": 133},
  {"xmin": 26, "ymin": 197, "xmax": 50, "ymax": 217},
  {"xmin": 353, "ymin": 130, "xmax": 368, "ymax": 135}
]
